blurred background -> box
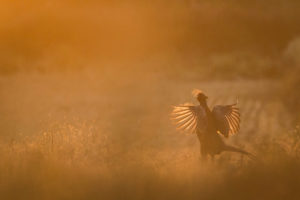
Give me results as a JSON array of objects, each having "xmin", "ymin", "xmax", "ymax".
[{"xmin": 1, "ymin": 1, "xmax": 300, "ymax": 199}]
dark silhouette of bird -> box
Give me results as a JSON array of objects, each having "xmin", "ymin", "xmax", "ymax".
[{"xmin": 171, "ymin": 89, "xmax": 254, "ymax": 160}]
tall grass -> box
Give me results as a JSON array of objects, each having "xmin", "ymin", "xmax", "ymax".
[
  {"xmin": 1, "ymin": 1, "xmax": 300, "ymax": 199},
  {"xmin": 0, "ymin": 120, "xmax": 300, "ymax": 200}
]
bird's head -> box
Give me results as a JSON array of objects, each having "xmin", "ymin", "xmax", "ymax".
[{"xmin": 192, "ymin": 89, "xmax": 208, "ymax": 103}]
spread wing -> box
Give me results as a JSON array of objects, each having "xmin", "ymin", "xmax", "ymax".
[
  {"xmin": 170, "ymin": 104, "xmax": 206, "ymax": 134},
  {"xmin": 212, "ymin": 103, "xmax": 240, "ymax": 138}
]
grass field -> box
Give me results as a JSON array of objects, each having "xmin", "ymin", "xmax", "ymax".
[
  {"xmin": 1, "ymin": 69, "xmax": 299, "ymax": 200},
  {"xmin": 1, "ymin": 1, "xmax": 300, "ymax": 199}
]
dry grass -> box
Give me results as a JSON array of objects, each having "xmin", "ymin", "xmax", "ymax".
[
  {"xmin": 1, "ymin": 69, "xmax": 300, "ymax": 200},
  {"xmin": 1, "ymin": 121, "xmax": 300, "ymax": 200},
  {"xmin": 1, "ymin": 1, "xmax": 300, "ymax": 199}
]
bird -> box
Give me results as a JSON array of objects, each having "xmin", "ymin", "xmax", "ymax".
[{"xmin": 171, "ymin": 89, "xmax": 254, "ymax": 161}]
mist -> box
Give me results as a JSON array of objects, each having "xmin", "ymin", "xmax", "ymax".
[{"xmin": 1, "ymin": 1, "xmax": 300, "ymax": 200}]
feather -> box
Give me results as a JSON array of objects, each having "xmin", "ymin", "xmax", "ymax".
[
  {"xmin": 171, "ymin": 104, "xmax": 206, "ymax": 134},
  {"xmin": 212, "ymin": 103, "xmax": 241, "ymax": 137}
]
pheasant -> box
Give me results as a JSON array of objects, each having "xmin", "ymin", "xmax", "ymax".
[{"xmin": 171, "ymin": 89, "xmax": 254, "ymax": 160}]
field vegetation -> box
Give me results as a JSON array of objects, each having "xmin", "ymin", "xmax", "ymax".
[{"xmin": 1, "ymin": 1, "xmax": 300, "ymax": 199}]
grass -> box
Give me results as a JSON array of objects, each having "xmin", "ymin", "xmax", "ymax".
[
  {"xmin": 1, "ymin": 1, "xmax": 300, "ymax": 199},
  {"xmin": 1, "ymin": 121, "xmax": 300, "ymax": 200},
  {"xmin": 0, "ymin": 69, "xmax": 299, "ymax": 199}
]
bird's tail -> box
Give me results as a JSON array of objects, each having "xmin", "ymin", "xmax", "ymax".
[{"xmin": 224, "ymin": 145, "xmax": 257, "ymax": 160}]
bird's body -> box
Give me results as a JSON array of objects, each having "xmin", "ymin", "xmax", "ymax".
[
  {"xmin": 171, "ymin": 90, "xmax": 253, "ymax": 160},
  {"xmin": 197, "ymin": 128, "xmax": 225, "ymax": 158}
]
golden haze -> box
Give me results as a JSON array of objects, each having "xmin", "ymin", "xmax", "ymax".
[{"xmin": 1, "ymin": 1, "xmax": 300, "ymax": 200}]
